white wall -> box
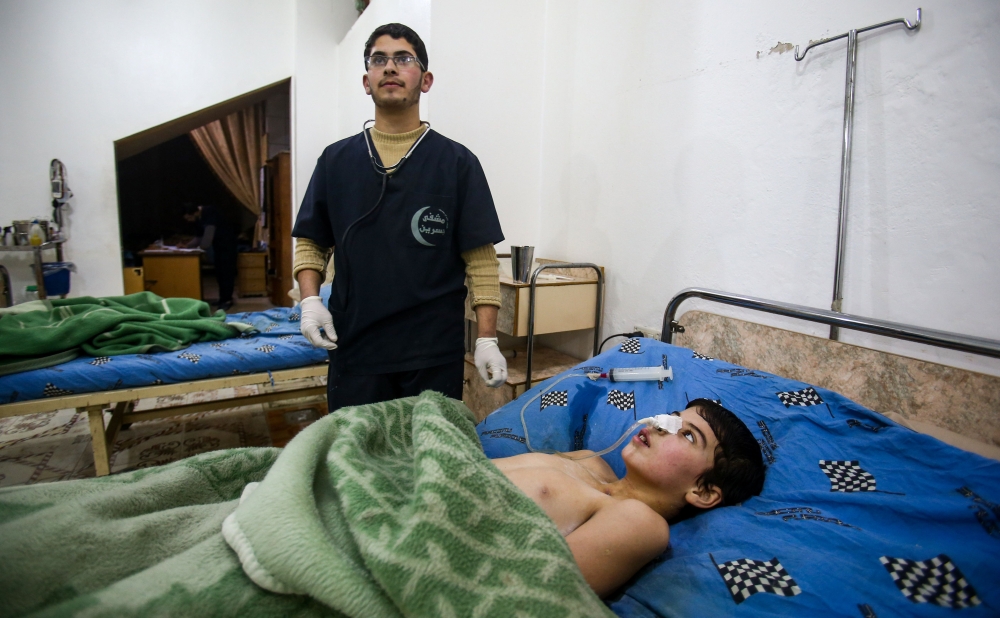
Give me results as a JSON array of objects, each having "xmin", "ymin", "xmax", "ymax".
[
  {"xmin": 430, "ymin": 0, "xmax": 548, "ymax": 253},
  {"xmin": 3, "ymin": 0, "xmax": 996, "ymax": 377},
  {"xmin": 427, "ymin": 0, "xmax": 1000, "ymax": 376},
  {"xmin": 292, "ymin": 0, "xmax": 431, "ymax": 215},
  {"xmin": 0, "ymin": 0, "xmax": 297, "ymax": 302}
]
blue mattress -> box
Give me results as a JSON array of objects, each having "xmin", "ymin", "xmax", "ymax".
[
  {"xmin": 478, "ymin": 337, "xmax": 1000, "ymax": 617},
  {"xmin": 0, "ymin": 307, "xmax": 327, "ymax": 404}
]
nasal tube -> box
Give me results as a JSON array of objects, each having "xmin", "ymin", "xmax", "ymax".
[{"xmin": 563, "ymin": 413, "xmax": 683, "ymax": 461}]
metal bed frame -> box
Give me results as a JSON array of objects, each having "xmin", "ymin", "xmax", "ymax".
[
  {"xmin": 525, "ymin": 262, "xmax": 604, "ymax": 389},
  {"xmin": 0, "ymin": 364, "xmax": 328, "ymax": 476},
  {"xmin": 662, "ymin": 287, "xmax": 1000, "ymax": 360}
]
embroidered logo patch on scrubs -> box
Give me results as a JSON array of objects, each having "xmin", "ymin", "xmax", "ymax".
[{"xmin": 410, "ymin": 207, "xmax": 449, "ymax": 246}]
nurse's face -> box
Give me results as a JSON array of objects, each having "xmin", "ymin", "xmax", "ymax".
[{"xmin": 363, "ymin": 35, "xmax": 433, "ymax": 111}]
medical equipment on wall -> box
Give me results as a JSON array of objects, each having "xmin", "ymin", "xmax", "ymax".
[
  {"xmin": 792, "ymin": 9, "xmax": 921, "ymax": 340},
  {"xmin": 519, "ymin": 355, "xmax": 677, "ymax": 460},
  {"xmin": 49, "ymin": 159, "xmax": 72, "ymax": 239}
]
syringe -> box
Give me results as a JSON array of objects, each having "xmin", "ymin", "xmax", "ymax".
[{"xmin": 586, "ymin": 365, "xmax": 674, "ymax": 382}]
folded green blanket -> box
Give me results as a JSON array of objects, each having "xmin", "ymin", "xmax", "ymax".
[
  {"xmin": 0, "ymin": 292, "xmax": 251, "ymax": 372},
  {"xmin": 0, "ymin": 393, "xmax": 612, "ymax": 617}
]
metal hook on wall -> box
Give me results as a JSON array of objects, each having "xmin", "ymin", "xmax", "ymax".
[
  {"xmin": 794, "ymin": 8, "xmax": 921, "ymax": 62},
  {"xmin": 791, "ymin": 9, "xmax": 921, "ymax": 341}
]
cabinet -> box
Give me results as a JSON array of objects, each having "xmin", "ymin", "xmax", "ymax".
[
  {"xmin": 123, "ymin": 267, "xmax": 144, "ymax": 295},
  {"xmin": 462, "ymin": 258, "xmax": 604, "ymax": 422},
  {"xmin": 237, "ymin": 252, "xmax": 268, "ymax": 296},
  {"xmin": 140, "ymin": 251, "xmax": 202, "ymax": 299}
]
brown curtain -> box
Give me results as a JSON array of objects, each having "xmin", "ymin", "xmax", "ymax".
[{"xmin": 189, "ymin": 103, "xmax": 264, "ymax": 215}]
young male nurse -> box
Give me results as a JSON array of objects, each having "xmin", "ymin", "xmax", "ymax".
[{"xmin": 292, "ymin": 23, "xmax": 508, "ymax": 409}]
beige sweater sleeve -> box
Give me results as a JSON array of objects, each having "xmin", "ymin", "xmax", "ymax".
[
  {"xmin": 292, "ymin": 237, "xmax": 334, "ymax": 283},
  {"xmin": 462, "ymin": 244, "xmax": 501, "ymax": 308}
]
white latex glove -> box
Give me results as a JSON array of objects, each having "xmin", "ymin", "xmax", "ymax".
[
  {"xmin": 474, "ymin": 337, "xmax": 507, "ymax": 388},
  {"xmin": 299, "ymin": 296, "xmax": 338, "ymax": 350}
]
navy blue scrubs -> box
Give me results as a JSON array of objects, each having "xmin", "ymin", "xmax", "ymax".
[{"xmin": 292, "ymin": 129, "xmax": 504, "ymax": 405}]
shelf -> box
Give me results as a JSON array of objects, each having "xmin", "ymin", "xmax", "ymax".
[{"xmin": 0, "ymin": 239, "xmax": 66, "ymax": 253}]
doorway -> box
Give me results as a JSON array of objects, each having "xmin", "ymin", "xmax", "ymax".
[{"xmin": 113, "ymin": 79, "xmax": 293, "ymax": 311}]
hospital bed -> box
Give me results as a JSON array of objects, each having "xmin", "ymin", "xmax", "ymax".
[
  {"xmin": 0, "ymin": 305, "xmax": 328, "ymax": 476},
  {"xmin": 478, "ymin": 288, "xmax": 1000, "ymax": 616}
]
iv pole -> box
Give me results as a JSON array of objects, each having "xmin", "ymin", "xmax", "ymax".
[{"xmin": 794, "ymin": 9, "xmax": 921, "ymax": 340}]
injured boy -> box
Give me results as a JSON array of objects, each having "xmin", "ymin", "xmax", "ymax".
[{"xmin": 492, "ymin": 398, "xmax": 766, "ymax": 597}]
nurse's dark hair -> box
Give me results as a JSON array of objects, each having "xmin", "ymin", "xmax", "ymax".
[
  {"xmin": 686, "ymin": 398, "xmax": 765, "ymax": 507},
  {"xmin": 364, "ymin": 23, "xmax": 428, "ymax": 70}
]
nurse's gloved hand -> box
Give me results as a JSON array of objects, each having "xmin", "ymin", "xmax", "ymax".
[
  {"xmin": 475, "ymin": 337, "xmax": 507, "ymax": 388},
  {"xmin": 299, "ymin": 296, "xmax": 338, "ymax": 350}
]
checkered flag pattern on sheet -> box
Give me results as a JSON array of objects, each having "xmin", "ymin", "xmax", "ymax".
[
  {"xmin": 608, "ymin": 390, "xmax": 635, "ymax": 411},
  {"xmin": 819, "ymin": 460, "xmax": 876, "ymax": 492},
  {"xmin": 43, "ymin": 383, "xmax": 74, "ymax": 397},
  {"xmin": 89, "ymin": 357, "xmax": 111, "ymax": 366},
  {"xmin": 880, "ymin": 554, "xmax": 981, "ymax": 608},
  {"xmin": 279, "ymin": 334, "xmax": 294, "ymax": 340},
  {"xmin": 540, "ymin": 390, "xmax": 568, "ymax": 410},
  {"xmin": 619, "ymin": 338, "xmax": 642, "ymax": 354},
  {"xmin": 692, "ymin": 351, "xmax": 714, "ymax": 360},
  {"xmin": 178, "ymin": 352, "xmax": 200, "ymax": 364},
  {"xmin": 777, "ymin": 386, "xmax": 824, "ymax": 407},
  {"xmin": 713, "ymin": 556, "xmax": 801, "ymax": 604},
  {"xmin": 257, "ymin": 345, "xmax": 276, "ymax": 354},
  {"xmin": 288, "ymin": 312, "xmax": 300, "ymax": 322}
]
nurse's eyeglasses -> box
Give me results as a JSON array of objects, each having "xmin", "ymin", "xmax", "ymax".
[{"xmin": 365, "ymin": 54, "xmax": 425, "ymax": 72}]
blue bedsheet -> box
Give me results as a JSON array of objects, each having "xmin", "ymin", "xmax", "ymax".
[
  {"xmin": 0, "ymin": 307, "xmax": 327, "ymax": 404},
  {"xmin": 478, "ymin": 338, "xmax": 1000, "ymax": 617}
]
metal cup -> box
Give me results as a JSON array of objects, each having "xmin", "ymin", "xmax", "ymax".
[
  {"xmin": 510, "ymin": 245, "xmax": 535, "ymax": 283},
  {"xmin": 12, "ymin": 221, "xmax": 31, "ymax": 246}
]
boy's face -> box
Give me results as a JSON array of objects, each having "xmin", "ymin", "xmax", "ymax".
[
  {"xmin": 622, "ymin": 407, "xmax": 720, "ymax": 504},
  {"xmin": 362, "ymin": 35, "xmax": 433, "ymax": 110}
]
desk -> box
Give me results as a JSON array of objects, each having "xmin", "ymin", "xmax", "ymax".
[{"xmin": 139, "ymin": 250, "xmax": 203, "ymax": 300}]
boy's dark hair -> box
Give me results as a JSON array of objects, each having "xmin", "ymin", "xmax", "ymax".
[
  {"xmin": 687, "ymin": 398, "xmax": 765, "ymax": 507},
  {"xmin": 181, "ymin": 202, "xmax": 200, "ymax": 215},
  {"xmin": 364, "ymin": 23, "xmax": 428, "ymax": 70}
]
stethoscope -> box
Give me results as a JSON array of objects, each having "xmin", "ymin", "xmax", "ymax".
[
  {"xmin": 361, "ymin": 118, "xmax": 431, "ymax": 176},
  {"xmin": 337, "ymin": 120, "xmax": 433, "ymax": 310}
]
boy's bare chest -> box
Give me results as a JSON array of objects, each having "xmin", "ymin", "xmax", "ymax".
[{"xmin": 492, "ymin": 454, "xmax": 615, "ymax": 536}]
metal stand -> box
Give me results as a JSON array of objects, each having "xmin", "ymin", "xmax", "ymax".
[
  {"xmin": 794, "ymin": 9, "xmax": 921, "ymax": 340},
  {"xmin": 525, "ymin": 263, "xmax": 604, "ymax": 390},
  {"xmin": 0, "ymin": 239, "xmax": 66, "ymax": 300}
]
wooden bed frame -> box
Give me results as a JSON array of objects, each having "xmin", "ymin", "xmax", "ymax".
[{"xmin": 0, "ymin": 364, "xmax": 327, "ymax": 476}]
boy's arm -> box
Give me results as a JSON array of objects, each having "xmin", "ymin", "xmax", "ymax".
[{"xmin": 565, "ymin": 499, "xmax": 670, "ymax": 598}]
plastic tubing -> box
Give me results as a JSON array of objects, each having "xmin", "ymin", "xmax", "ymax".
[{"xmin": 518, "ymin": 373, "xmax": 649, "ymax": 461}]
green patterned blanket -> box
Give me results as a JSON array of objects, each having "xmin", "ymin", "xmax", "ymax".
[
  {"xmin": 0, "ymin": 292, "xmax": 251, "ymax": 375},
  {"xmin": 0, "ymin": 392, "xmax": 610, "ymax": 617}
]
